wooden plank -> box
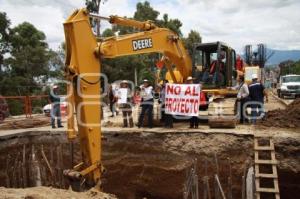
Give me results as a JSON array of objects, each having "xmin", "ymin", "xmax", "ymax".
[
  {"xmin": 255, "ymin": 178, "xmax": 260, "ymax": 191},
  {"xmin": 255, "ymin": 151, "xmax": 259, "ymax": 161},
  {"xmin": 274, "ymin": 179, "xmax": 280, "ymax": 192},
  {"xmin": 254, "ymin": 146, "xmax": 274, "ymax": 151},
  {"xmin": 255, "ymin": 160, "xmax": 278, "ymax": 165},
  {"xmin": 255, "ymin": 164, "xmax": 259, "ymax": 173},
  {"xmin": 256, "ymin": 188, "xmax": 279, "ymax": 193},
  {"xmin": 255, "ymin": 173, "xmax": 277, "ymax": 178},
  {"xmin": 272, "ymin": 165, "xmax": 278, "ymax": 176}
]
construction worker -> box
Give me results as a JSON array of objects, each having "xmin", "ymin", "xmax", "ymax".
[
  {"xmin": 137, "ymin": 79, "xmax": 154, "ymax": 128},
  {"xmin": 49, "ymin": 85, "xmax": 63, "ymax": 128},
  {"xmin": 248, "ymin": 74, "xmax": 268, "ymax": 124},
  {"xmin": 202, "ymin": 51, "xmax": 226, "ymax": 85},
  {"xmin": 160, "ymin": 79, "xmax": 173, "ymax": 128},
  {"xmin": 236, "ymin": 55, "xmax": 244, "ymax": 73},
  {"xmin": 228, "ymin": 76, "xmax": 249, "ymax": 124},
  {"xmin": 118, "ymin": 80, "xmax": 133, "ymax": 128}
]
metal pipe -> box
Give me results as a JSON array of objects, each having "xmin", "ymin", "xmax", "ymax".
[{"xmin": 89, "ymin": 13, "xmax": 110, "ymax": 21}]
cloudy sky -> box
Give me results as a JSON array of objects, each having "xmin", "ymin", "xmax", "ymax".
[{"xmin": 1, "ymin": 0, "xmax": 300, "ymax": 53}]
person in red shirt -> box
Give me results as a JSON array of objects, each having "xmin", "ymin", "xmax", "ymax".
[
  {"xmin": 236, "ymin": 55, "xmax": 244, "ymax": 73},
  {"xmin": 210, "ymin": 51, "xmax": 226, "ymax": 85}
]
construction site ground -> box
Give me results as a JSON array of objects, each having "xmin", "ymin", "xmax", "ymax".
[{"xmin": 0, "ymin": 93, "xmax": 299, "ymax": 199}]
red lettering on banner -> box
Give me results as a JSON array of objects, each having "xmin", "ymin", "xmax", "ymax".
[
  {"xmin": 185, "ymin": 86, "xmax": 191, "ymax": 96},
  {"xmin": 192, "ymin": 86, "xmax": 199, "ymax": 96},
  {"xmin": 194, "ymin": 100, "xmax": 199, "ymax": 113},
  {"xmin": 174, "ymin": 86, "xmax": 181, "ymax": 95},
  {"xmin": 166, "ymin": 84, "xmax": 173, "ymax": 95},
  {"xmin": 185, "ymin": 100, "xmax": 189, "ymax": 113},
  {"xmin": 180, "ymin": 98, "xmax": 185, "ymax": 113}
]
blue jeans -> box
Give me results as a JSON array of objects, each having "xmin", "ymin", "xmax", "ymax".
[
  {"xmin": 251, "ymin": 102, "xmax": 264, "ymax": 124},
  {"xmin": 51, "ymin": 104, "xmax": 62, "ymax": 127},
  {"xmin": 138, "ymin": 99, "xmax": 153, "ymax": 128}
]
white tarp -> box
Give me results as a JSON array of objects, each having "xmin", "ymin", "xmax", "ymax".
[{"xmin": 165, "ymin": 83, "xmax": 201, "ymax": 116}]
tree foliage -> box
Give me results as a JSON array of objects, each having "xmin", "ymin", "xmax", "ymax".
[
  {"xmin": 86, "ymin": 1, "xmax": 195, "ymax": 84},
  {"xmin": 0, "ymin": 19, "xmax": 51, "ymax": 96},
  {"xmin": 0, "ymin": 12, "xmax": 10, "ymax": 72},
  {"xmin": 183, "ymin": 30, "xmax": 202, "ymax": 56},
  {"xmin": 279, "ymin": 60, "xmax": 300, "ymax": 75}
]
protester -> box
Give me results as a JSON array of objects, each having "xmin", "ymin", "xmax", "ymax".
[
  {"xmin": 229, "ymin": 75, "xmax": 249, "ymax": 124},
  {"xmin": 108, "ymin": 85, "xmax": 115, "ymax": 117},
  {"xmin": 160, "ymin": 80, "xmax": 173, "ymax": 128},
  {"xmin": 248, "ymin": 74, "xmax": 268, "ymax": 124},
  {"xmin": 137, "ymin": 79, "xmax": 154, "ymax": 128},
  {"xmin": 117, "ymin": 80, "xmax": 133, "ymax": 128},
  {"xmin": 186, "ymin": 76, "xmax": 199, "ymax": 128},
  {"xmin": 49, "ymin": 85, "xmax": 63, "ymax": 129}
]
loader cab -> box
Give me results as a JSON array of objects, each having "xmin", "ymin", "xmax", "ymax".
[{"xmin": 192, "ymin": 42, "xmax": 237, "ymax": 88}]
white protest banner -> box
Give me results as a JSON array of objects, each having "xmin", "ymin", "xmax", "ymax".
[
  {"xmin": 117, "ymin": 88, "xmax": 128, "ymax": 104},
  {"xmin": 165, "ymin": 83, "xmax": 200, "ymax": 116}
]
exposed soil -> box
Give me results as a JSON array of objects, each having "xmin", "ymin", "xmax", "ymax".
[
  {"xmin": 0, "ymin": 130, "xmax": 299, "ymax": 199},
  {"xmin": 0, "ymin": 116, "xmax": 50, "ymax": 130},
  {"xmin": 259, "ymin": 99, "xmax": 300, "ymax": 128},
  {"xmin": 0, "ymin": 186, "xmax": 117, "ymax": 199}
]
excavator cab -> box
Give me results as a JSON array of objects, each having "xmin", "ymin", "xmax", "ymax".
[{"xmin": 192, "ymin": 42, "xmax": 237, "ymax": 89}]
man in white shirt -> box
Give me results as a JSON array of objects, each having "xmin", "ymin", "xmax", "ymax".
[
  {"xmin": 137, "ymin": 79, "xmax": 154, "ymax": 128},
  {"xmin": 229, "ymin": 75, "xmax": 249, "ymax": 124}
]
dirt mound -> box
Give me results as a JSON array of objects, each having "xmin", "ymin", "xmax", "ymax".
[
  {"xmin": 0, "ymin": 116, "xmax": 50, "ymax": 130},
  {"xmin": 0, "ymin": 186, "xmax": 117, "ymax": 199},
  {"xmin": 260, "ymin": 99, "xmax": 300, "ymax": 128}
]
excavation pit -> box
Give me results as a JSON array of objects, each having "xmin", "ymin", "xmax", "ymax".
[{"xmin": 0, "ymin": 129, "xmax": 299, "ymax": 199}]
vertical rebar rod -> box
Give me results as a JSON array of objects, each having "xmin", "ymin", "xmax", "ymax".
[
  {"xmin": 5, "ymin": 155, "xmax": 11, "ymax": 188},
  {"xmin": 22, "ymin": 144, "xmax": 27, "ymax": 188},
  {"xmin": 215, "ymin": 174, "xmax": 226, "ymax": 199},
  {"xmin": 227, "ymin": 158, "xmax": 233, "ymax": 199}
]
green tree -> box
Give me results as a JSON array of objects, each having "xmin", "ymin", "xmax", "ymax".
[
  {"xmin": 183, "ymin": 30, "xmax": 202, "ymax": 56},
  {"xmin": 0, "ymin": 12, "xmax": 10, "ymax": 74},
  {"xmin": 157, "ymin": 14, "xmax": 182, "ymax": 36},
  {"xmin": 48, "ymin": 43, "xmax": 65, "ymax": 79},
  {"xmin": 134, "ymin": 1, "xmax": 159, "ymax": 21},
  {"xmin": 2, "ymin": 22, "xmax": 50, "ymax": 95},
  {"xmin": 102, "ymin": 28, "xmax": 114, "ymax": 37},
  {"xmin": 86, "ymin": 0, "xmax": 108, "ymax": 36}
]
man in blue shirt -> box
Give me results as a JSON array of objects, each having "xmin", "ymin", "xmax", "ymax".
[
  {"xmin": 248, "ymin": 74, "xmax": 268, "ymax": 124},
  {"xmin": 49, "ymin": 85, "xmax": 63, "ymax": 128}
]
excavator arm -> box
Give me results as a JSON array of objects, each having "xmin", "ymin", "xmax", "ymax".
[{"xmin": 63, "ymin": 8, "xmax": 192, "ymax": 188}]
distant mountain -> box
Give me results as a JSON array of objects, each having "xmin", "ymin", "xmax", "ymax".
[{"xmin": 266, "ymin": 49, "xmax": 300, "ymax": 65}]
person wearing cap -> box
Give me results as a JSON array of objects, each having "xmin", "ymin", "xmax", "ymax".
[
  {"xmin": 228, "ymin": 75, "xmax": 249, "ymax": 124},
  {"xmin": 186, "ymin": 76, "xmax": 194, "ymax": 84},
  {"xmin": 160, "ymin": 79, "xmax": 173, "ymax": 128},
  {"xmin": 248, "ymin": 73, "xmax": 268, "ymax": 124},
  {"xmin": 137, "ymin": 79, "xmax": 154, "ymax": 128},
  {"xmin": 117, "ymin": 80, "xmax": 133, "ymax": 128},
  {"xmin": 49, "ymin": 85, "xmax": 63, "ymax": 128}
]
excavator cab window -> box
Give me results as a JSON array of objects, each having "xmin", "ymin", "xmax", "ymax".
[{"xmin": 193, "ymin": 42, "xmax": 231, "ymax": 88}]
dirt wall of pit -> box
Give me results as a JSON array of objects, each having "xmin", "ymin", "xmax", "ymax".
[{"xmin": 0, "ymin": 130, "xmax": 299, "ymax": 199}]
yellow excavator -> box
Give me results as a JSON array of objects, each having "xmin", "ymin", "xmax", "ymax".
[{"xmin": 63, "ymin": 8, "xmax": 240, "ymax": 188}]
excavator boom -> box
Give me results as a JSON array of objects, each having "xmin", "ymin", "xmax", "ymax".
[{"xmin": 63, "ymin": 8, "xmax": 192, "ymax": 187}]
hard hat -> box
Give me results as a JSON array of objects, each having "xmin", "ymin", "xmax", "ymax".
[
  {"xmin": 143, "ymin": 79, "xmax": 149, "ymax": 82},
  {"xmin": 252, "ymin": 74, "xmax": 258, "ymax": 79},
  {"xmin": 187, "ymin": 76, "xmax": 194, "ymax": 81},
  {"xmin": 52, "ymin": 85, "xmax": 58, "ymax": 89},
  {"xmin": 121, "ymin": 80, "xmax": 128, "ymax": 84}
]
